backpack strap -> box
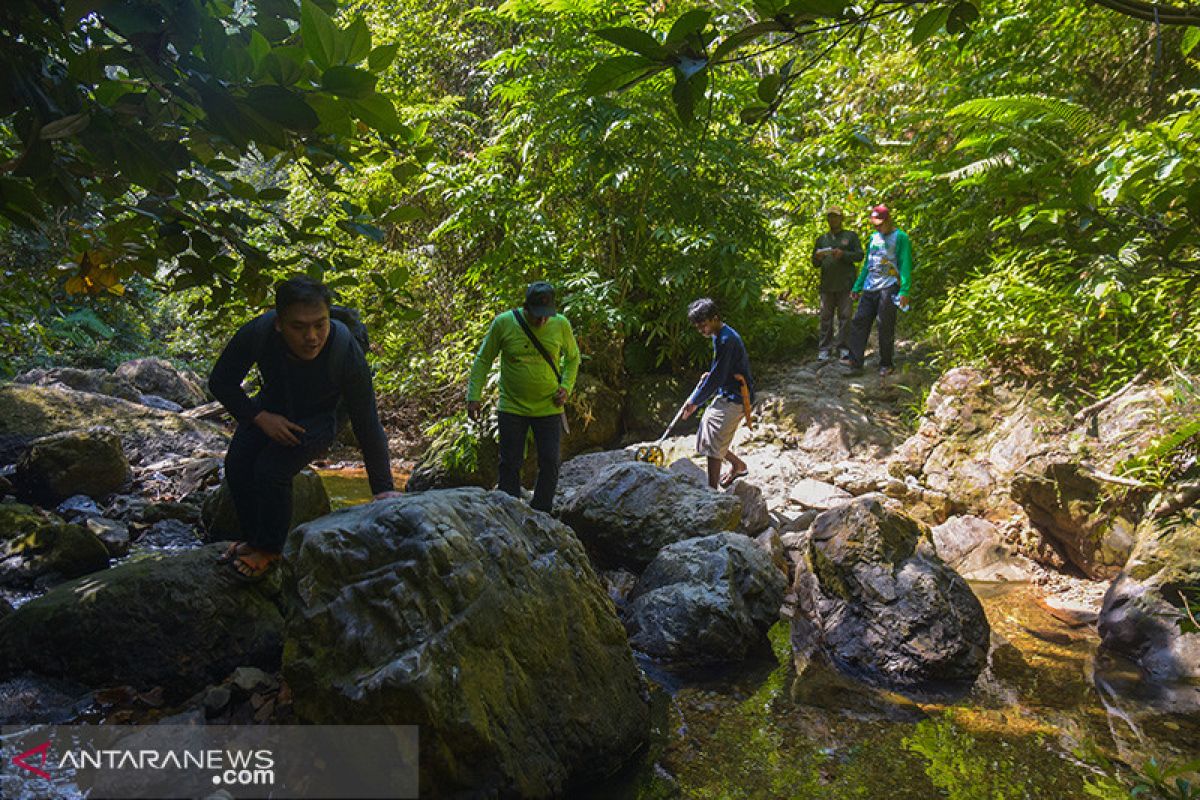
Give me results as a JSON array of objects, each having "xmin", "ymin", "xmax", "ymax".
[{"xmin": 512, "ymin": 309, "xmax": 561, "ymax": 385}]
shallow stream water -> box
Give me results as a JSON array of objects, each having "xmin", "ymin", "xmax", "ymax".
[{"xmin": 320, "ymin": 473, "xmax": 1199, "ymax": 798}]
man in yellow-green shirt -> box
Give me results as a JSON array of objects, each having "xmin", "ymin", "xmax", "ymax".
[{"xmin": 466, "ymin": 281, "xmax": 580, "ymax": 512}]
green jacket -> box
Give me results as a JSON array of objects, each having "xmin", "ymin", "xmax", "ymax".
[
  {"xmin": 466, "ymin": 310, "xmax": 581, "ymax": 417},
  {"xmin": 854, "ymin": 228, "xmax": 913, "ymax": 295}
]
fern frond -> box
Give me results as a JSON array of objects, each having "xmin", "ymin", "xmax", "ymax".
[
  {"xmin": 948, "ymin": 94, "xmax": 1100, "ymax": 139},
  {"xmin": 936, "ymin": 150, "xmax": 1018, "ymax": 182}
]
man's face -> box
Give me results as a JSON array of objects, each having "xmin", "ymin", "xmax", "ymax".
[
  {"xmin": 827, "ymin": 213, "xmax": 843, "ymax": 232},
  {"xmin": 870, "ymin": 213, "xmax": 890, "ymax": 232},
  {"xmin": 276, "ymin": 302, "xmax": 330, "ymax": 360},
  {"xmin": 693, "ymin": 317, "xmax": 720, "ymax": 337}
]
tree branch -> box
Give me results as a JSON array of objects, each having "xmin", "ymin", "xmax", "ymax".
[{"xmin": 1087, "ymin": 0, "xmax": 1200, "ymax": 26}]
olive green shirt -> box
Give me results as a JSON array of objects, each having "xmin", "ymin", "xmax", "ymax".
[
  {"xmin": 813, "ymin": 229, "xmax": 864, "ymax": 293},
  {"xmin": 466, "ymin": 310, "xmax": 580, "ymax": 417}
]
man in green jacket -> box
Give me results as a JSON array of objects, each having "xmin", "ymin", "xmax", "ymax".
[
  {"xmin": 843, "ymin": 204, "xmax": 913, "ymax": 377},
  {"xmin": 466, "ymin": 281, "xmax": 580, "ymax": 512}
]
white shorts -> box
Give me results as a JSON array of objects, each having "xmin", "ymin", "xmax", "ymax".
[{"xmin": 696, "ymin": 397, "xmax": 743, "ymax": 459}]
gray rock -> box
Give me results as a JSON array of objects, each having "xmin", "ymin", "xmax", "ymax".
[
  {"xmin": 791, "ymin": 498, "xmax": 990, "ymax": 691},
  {"xmin": 15, "ymin": 367, "xmax": 142, "ymax": 403},
  {"xmin": 139, "ymin": 394, "xmax": 184, "ymax": 413},
  {"xmin": 86, "ymin": 517, "xmax": 131, "ymax": 558},
  {"xmin": 132, "ymin": 519, "xmax": 201, "ymax": 552},
  {"xmin": 559, "ymin": 460, "xmax": 742, "ymax": 569},
  {"xmin": 755, "ymin": 527, "xmax": 789, "ymax": 576},
  {"xmin": 0, "ymin": 675, "xmax": 93, "ymax": 724},
  {"xmin": 56, "ymin": 494, "xmax": 103, "ymax": 522},
  {"xmin": 282, "ymin": 489, "xmax": 649, "ymax": 797},
  {"xmin": 0, "ymin": 503, "xmax": 110, "ymax": 586},
  {"xmin": 731, "ymin": 479, "xmax": 770, "ymax": 535},
  {"xmin": 0, "ymin": 383, "xmax": 229, "ymax": 468},
  {"xmin": 201, "ymin": 470, "xmax": 330, "ymax": 541},
  {"xmin": 1098, "ymin": 511, "xmax": 1200, "ymax": 682},
  {"xmin": 15, "ymin": 426, "xmax": 131, "ymax": 505},
  {"xmin": 203, "ymin": 685, "xmax": 232, "ymax": 718},
  {"xmin": 931, "ymin": 515, "xmax": 1033, "ymax": 582},
  {"xmin": 230, "ymin": 666, "xmax": 278, "ymax": 695},
  {"xmin": 1011, "ymin": 461, "xmax": 1138, "ymax": 579},
  {"xmin": 554, "ymin": 449, "xmax": 637, "ymax": 511},
  {"xmin": 114, "ymin": 358, "xmax": 207, "ymax": 408},
  {"xmin": 667, "ymin": 457, "xmax": 708, "ymax": 486},
  {"xmin": 788, "ymin": 479, "xmax": 852, "ymax": 510},
  {"xmin": 624, "ymin": 533, "xmax": 786, "ymax": 663},
  {"xmin": 0, "ymin": 544, "xmax": 285, "ymax": 698}
]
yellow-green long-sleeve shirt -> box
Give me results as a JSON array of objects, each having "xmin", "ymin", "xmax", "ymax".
[{"xmin": 466, "ymin": 310, "xmax": 580, "ymax": 417}]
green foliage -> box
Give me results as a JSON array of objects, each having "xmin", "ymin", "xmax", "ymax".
[
  {"xmin": 1082, "ymin": 747, "xmax": 1200, "ymax": 800},
  {"xmin": 0, "ymin": 0, "xmax": 407, "ymax": 304}
]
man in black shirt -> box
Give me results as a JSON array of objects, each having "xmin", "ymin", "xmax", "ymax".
[
  {"xmin": 811, "ymin": 206, "xmax": 863, "ymax": 361},
  {"xmin": 208, "ymin": 276, "xmax": 397, "ymax": 579}
]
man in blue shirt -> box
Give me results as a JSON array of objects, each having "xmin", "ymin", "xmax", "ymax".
[{"xmin": 682, "ymin": 298, "xmax": 755, "ymax": 490}]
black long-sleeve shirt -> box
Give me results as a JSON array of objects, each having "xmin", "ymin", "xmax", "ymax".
[
  {"xmin": 688, "ymin": 323, "xmax": 755, "ymax": 408},
  {"xmin": 208, "ymin": 312, "xmax": 394, "ymax": 494}
]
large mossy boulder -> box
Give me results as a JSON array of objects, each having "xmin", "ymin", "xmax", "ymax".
[
  {"xmin": 0, "ymin": 544, "xmax": 286, "ymax": 697},
  {"xmin": 1098, "ymin": 510, "xmax": 1200, "ymax": 682},
  {"xmin": 15, "ymin": 367, "xmax": 142, "ymax": 403},
  {"xmin": 282, "ymin": 489, "xmax": 649, "ymax": 797},
  {"xmin": 114, "ymin": 357, "xmax": 207, "ymax": 408},
  {"xmin": 1011, "ymin": 461, "xmax": 1138, "ymax": 579},
  {"xmin": 0, "ymin": 503, "xmax": 110, "ymax": 585},
  {"xmin": 14, "ymin": 426, "xmax": 130, "ymax": 505},
  {"xmin": 559, "ymin": 460, "xmax": 742, "ymax": 570},
  {"xmin": 624, "ymin": 532, "xmax": 786, "ymax": 663},
  {"xmin": 791, "ymin": 497, "xmax": 990, "ymax": 691},
  {"xmin": 201, "ymin": 470, "xmax": 330, "ymax": 541},
  {"xmin": 0, "ymin": 383, "xmax": 228, "ymax": 466}
]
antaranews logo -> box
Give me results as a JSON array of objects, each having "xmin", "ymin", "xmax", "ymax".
[{"xmin": 12, "ymin": 741, "xmax": 51, "ymax": 780}]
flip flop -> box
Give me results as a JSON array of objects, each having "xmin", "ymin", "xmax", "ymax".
[
  {"xmin": 720, "ymin": 468, "xmax": 749, "ymax": 489},
  {"xmin": 228, "ymin": 549, "xmax": 281, "ymax": 583},
  {"xmin": 215, "ymin": 541, "xmax": 248, "ymax": 565}
]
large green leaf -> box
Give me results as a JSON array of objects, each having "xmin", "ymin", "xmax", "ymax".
[
  {"xmin": 711, "ymin": 20, "xmax": 788, "ymax": 63},
  {"xmin": 368, "ymin": 42, "xmax": 400, "ymax": 72},
  {"xmin": 246, "ymin": 86, "xmax": 319, "ymax": 130},
  {"xmin": 1183, "ymin": 26, "xmax": 1200, "ymax": 56},
  {"xmin": 757, "ymin": 73, "xmax": 782, "ymax": 104},
  {"xmin": 911, "ymin": 7, "xmax": 950, "ymax": 46},
  {"xmin": 594, "ymin": 27, "xmax": 668, "ymax": 61},
  {"xmin": 583, "ymin": 54, "xmax": 658, "ymax": 95},
  {"xmin": 780, "ymin": 0, "xmax": 846, "ymax": 17},
  {"xmin": 300, "ymin": 0, "xmax": 337, "ymax": 70},
  {"xmin": 340, "ymin": 17, "xmax": 372, "ymax": 65},
  {"xmin": 349, "ymin": 94, "xmax": 402, "ymax": 135},
  {"xmin": 322, "ymin": 66, "xmax": 377, "ymax": 98},
  {"xmin": 665, "ymin": 9, "xmax": 711, "ymax": 48},
  {"xmin": 671, "ymin": 66, "xmax": 707, "ymax": 125}
]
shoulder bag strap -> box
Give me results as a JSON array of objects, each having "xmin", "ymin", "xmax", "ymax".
[{"xmin": 512, "ymin": 309, "xmax": 562, "ymax": 385}]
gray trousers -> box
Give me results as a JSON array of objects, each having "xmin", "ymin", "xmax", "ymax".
[{"xmin": 818, "ymin": 291, "xmax": 853, "ymax": 352}]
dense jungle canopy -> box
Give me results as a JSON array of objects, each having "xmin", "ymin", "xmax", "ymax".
[{"xmin": 2, "ymin": 0, "xmax": 1199, "ymax": 411}]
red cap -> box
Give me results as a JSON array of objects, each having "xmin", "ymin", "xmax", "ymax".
[{"xmin": 869, "ymin": 204, "xmax": 890, "ymax": 221}]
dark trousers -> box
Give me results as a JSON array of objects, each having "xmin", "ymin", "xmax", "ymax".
[
  {"xmin": 818, "ymin": 290, "xmax": 853, "ymax": 353},
  {"xmin": 224, "ymin": 416, "xmax": 334, "ymax": 553},
  {"xmin": 497, "ymin": 411, "xmax": 562, "ymax": 513},
  {"xmin": 847, "ymin": 285, "xmax": 898, "ymax": 368}
]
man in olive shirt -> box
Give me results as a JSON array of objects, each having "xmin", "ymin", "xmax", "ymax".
[
  {"xmin": 466, "ymin": 281, "xmax": 581, "ymax": 512},
  {"xmin": 811, "ymin": 206, "xmax": 864, "ymax": 361}
]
